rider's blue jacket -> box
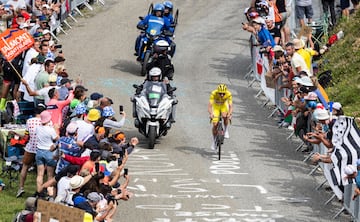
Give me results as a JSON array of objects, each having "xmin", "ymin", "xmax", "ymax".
[
  {"xmin": 163, "ymin": 14, "xmax": 174, "ymax": 24},
  {"xmin": 138, "ymin": 15, "xmax": 174, "ymax": 33}
]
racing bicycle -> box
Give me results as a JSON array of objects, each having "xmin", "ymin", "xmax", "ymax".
[{"xmin": 211, "ymin": 116, "xmax": 225, "ymax": 160}]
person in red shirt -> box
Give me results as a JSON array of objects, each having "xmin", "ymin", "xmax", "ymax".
[{"xmin": 62, "ymin": 150, "xmax": 101, "ymax": 174}]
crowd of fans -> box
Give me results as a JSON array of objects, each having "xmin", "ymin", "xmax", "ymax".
[
  {"xmin": 243, "ymin": 0, "xmax": 360, "ymax": 208},
  {"xmin": 0, "ymin": 1, "xmax": 140, "ymax": 221}
]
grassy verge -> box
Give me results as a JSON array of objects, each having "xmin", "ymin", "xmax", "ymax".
[
  {"xmin": 319, "ymin": 9, "xmax": 360, "ymax": 117},
  {"xmin": 0, "ymin": 159, "xmax": 37, "ymax": 222}
]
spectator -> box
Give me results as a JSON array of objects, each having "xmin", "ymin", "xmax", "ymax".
[
  {"xmin": 291, "ymin": 39, "xmax": 310, "ymax": 76},
  {"xmin": 242, "ymin": 16, "xmax": 275, "ymax": 48},
  {"xmin": 19, "ymin": 58, "xmax": 42, "ymax": 102},
  {"xmin": 55, "ymin": 122, "xmax": 82, "ymax": 174},
  {"xmin": 46, "ymin": 87, "xmax": 74, "ymax": 132},
  {"xmin": 87, "ymin": 92, "xmax": 103, "ymax": 109},
  {"xmin": 22, "ymin": 39, "xmax": 41, "ymax": 76},
  {"xmin": 58, "ymin": 78, "xmax": 73, "ymax": 101},
  {"xmin": 35, "ymin": 110, "xmax": 59, "ymax": 194},
  {"xmin": 62, "ymin": 150, "xmax": 102, "ymax": 174},
  {"xmin": 0, "ymin": 54, "xmax": 23, "ymax": 110},
  {"xmin": 21, "ymin": 73, "xmax": 59, "ymax": 105},
  {"xmin": 295, "ymin": 0, "xmax": 313, "ymax": 27},
  {"xmin": 265, "ymin": 17, "xmax": 281, "ymax": 45},
  {"xmin": 76, "ymin": 108, "xmax": 101, "ymax": 143},
  {"xmin": 54, "ymin": 165, "xmax": 79, "ymax": 203},
  {"xmin": 33, "ymin": 58, "xmax": 55, "ymax": 104},
  {"xmin": 322, "ymin": 0, "xmax": 336, "ymax": 26},
  {"xmin": 16, "ymin": 104, "xmax": 46, "ymax": 198},
  {"xmin": 0, "ymin": 5, "xmax": 14, "ymax": 33},
  {"xmin": 276, "ymin": 0, "xmax": 290, "ymax": 44}
]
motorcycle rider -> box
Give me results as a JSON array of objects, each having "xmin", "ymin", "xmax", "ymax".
[
  {"xmin": 163, "ymin": 1, "xmax": 174, "ymax": 24},
  {"xmin": 162, "ymin": 1, "xmax": 176, "ymax": 57},
  {"xmin": 134, "ymin": 3, "xmax": 174, "ymax": 60},
  {"xmin": 134, "ymin": 67, "xmax": 176, "ymax": 123},
  {"xmin": 146, "ymin": 40, "xmax": 174, "ymax": 81}
]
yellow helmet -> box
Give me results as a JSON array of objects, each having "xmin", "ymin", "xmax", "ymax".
[{"xmin": 217, "ymin": 84, "xmax": 227, "ymax": 93}]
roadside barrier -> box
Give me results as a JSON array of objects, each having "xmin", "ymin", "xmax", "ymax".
[{"xmin": 246, "ymin": 31, "xmax": 360, "ymax": 222}]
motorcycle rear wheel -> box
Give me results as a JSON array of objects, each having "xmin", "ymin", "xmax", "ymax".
[{"xmin": 148, "ymin": 125, "xmax": 156, "ymax": 149}]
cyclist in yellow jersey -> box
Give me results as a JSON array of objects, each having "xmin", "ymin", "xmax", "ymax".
[{"xmin": 208, "ymin": 84, "xmax": 233, "ymax": 150}]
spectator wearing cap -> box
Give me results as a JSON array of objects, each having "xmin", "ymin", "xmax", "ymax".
[
  {"xmin": 69, "ymin": 85, "xmax": 88, "ymax": 112},
  {"xmin": 242, "ymin": 16, "xmax": 275, "ymax": 48},
  {"xmin": 96, "ymin": 97, "xmax": 112, "ymax": 116},
  {"xmin": 35, "ymin": 110, "xmax": 59, "ymax": 194},
  {"xmin": 87, "ymin": 92, "xmax": 103, "ymax": 109},
  {"xmin": 55, "ymin": 122, "xmax": 82, "ymax": 174},
  {"xmin": 265, "ymin": 16, "xmax": 281, "ymax": 45},
  {"xmin": 46, "ymin": 87, "xmax": 74, "ymax": 133},
  {"xmin": 63, "ymin": 174, "xmax": 93, "ymax": 206},
  {"xmin": 16, "ymin": 105, "xmax": 46, "ymax": 198},
  {"xmin": 76, "ymin": 192, "xmax": 104, "ymax": 219},
  {"xmin": 42, "ymin": 29, "xmax": 51, "ymax": 40},
  {"xmin": 21, "ymin": 72, "xmax": 59, "ymax": 104},
  {"xmin": 100, "ymin": 106, "xmax": 126, "ymax": 129},
  {"xmin": 332, "ymin": 102, "xmax": 344, "ymax": 116},
  {"xmin": 291, "ymin": 39, "xmax": 310, "ymax": 76},
  {"xmin": 76, "ymin": 108, "xmax": 101, "ymax": 143},
  {"xmin": 54, "ymin": 165, "xmax": 80, "ymax": 203},
  {"xmin": 71, "ymin": 103, "xmax": 87, "ymax": 122},
  {"xmin": 58, "ymin": 78, "xmax": 72, "ymax": 101}
]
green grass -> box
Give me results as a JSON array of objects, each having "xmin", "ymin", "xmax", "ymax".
[
  {"xmin": 319, "ymin": 9, "xmax": 360, "ymax": 117},
  {"xmin": 0, "ymin": 160, "xmax": 37, "ymax": 222}
]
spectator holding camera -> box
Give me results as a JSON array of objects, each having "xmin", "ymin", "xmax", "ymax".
[{"xmin": 242, "ymin": 17, "xmax": 275, "ymax": 49}]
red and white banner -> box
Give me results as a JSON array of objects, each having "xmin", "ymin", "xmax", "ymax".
[{"xmin": 0, "ymin": 29, "xmax": 34, "ymax": 61}]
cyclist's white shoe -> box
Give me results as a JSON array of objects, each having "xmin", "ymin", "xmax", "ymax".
[
  {"xmin": 224, "ymin": 130, "xmax": 229, "ymax": 139},
  {"xmin": 211, "ymin": 140, "xmax": 216, "ymax": 151}
]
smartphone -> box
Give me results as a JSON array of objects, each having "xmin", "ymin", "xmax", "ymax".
[
  {"xmin": 124, "ymin": 168, "xmax": 128, "ymax": 177},
  {"xmin": 119, "ymin": 105, "xmax": 124, "ymax": 113},
  {"xmin": 122, "ymin": 147, "xmax": 126, "ymax": 156},
  {"xmin": 95, "ymin": 162, "xmax": 99, "ymax": 172},
  {"xmin": 118, "ymin": 158, "xmax": 122, "ymax": 166}
]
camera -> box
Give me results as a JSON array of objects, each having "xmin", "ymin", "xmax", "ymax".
[
  {"xmin": 124, "ymin": 168, "xmax": 128, "ymax": 178},
  {"xmin": 54, "ymin": 45, "xmax": 62, "ymax": 49}
]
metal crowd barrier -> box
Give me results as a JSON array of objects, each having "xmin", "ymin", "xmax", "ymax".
[
  {"xmin": 48, "ymin": 0, "xmax": 104, "ymax": 41},
  {"xmin": 247, "ymin": 30, "xmax": 360, "ymax": 222}
]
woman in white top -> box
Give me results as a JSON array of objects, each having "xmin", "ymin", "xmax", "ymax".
[{"xmin": 35, "ymin": 110, "xmax": 59, "ymax": 194}]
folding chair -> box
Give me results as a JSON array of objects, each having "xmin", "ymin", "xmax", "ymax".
[{"xmin": 17, "ymin": 101, "xmax": 35, "ymax": 124}]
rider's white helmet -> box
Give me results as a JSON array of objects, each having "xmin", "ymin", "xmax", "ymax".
[
  {"xmin": 155, "ymin": 40, "xmax": 170, "ymax": 53},
  {"xmin": 149, "ymin": 67, "xmax": 162, "ymax": 80}
]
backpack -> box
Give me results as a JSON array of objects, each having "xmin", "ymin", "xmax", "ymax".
[{"xmin": 13, "ymin": 210, "xmax": 32, "ymax": 222}]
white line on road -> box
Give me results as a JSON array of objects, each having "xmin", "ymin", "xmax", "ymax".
[{"xmin": 222, "ymin": 184, "xmax": 268, "ymax": 194}]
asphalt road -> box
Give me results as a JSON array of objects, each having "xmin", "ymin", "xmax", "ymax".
[{"xmin": 61, "ymin": 0, "xmax": 349, "ymax": 221}]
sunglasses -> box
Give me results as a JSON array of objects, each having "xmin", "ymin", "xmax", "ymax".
[{"xmin": 219, "ymin": 93, "xmax": 225, "ymax": 96}]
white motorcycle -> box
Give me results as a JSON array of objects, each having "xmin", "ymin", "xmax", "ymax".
[{"xmin": 131, "ymin": 81, "xmax": 177, "ymax": 149}]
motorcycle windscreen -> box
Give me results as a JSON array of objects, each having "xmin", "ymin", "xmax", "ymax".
[
  {"xmin": 147, "ymin": 84, "xmax": 164, "ymax": 107},
  {"xmin": 146, "ymin": 17, "xmax": 164, "ymax": 37}
]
